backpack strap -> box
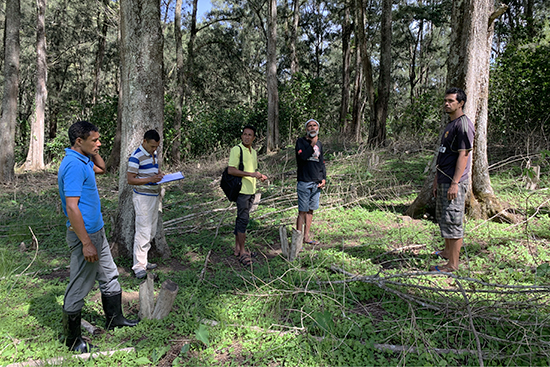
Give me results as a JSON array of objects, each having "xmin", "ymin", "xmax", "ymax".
[{"xmin": 238, "ymin": 145, "xmax": 244, "ymax": 171}]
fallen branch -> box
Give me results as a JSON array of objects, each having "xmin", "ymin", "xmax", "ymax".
[{"xmin": 6, "ymin": 347, "xmax": 134, "ymax": 367}]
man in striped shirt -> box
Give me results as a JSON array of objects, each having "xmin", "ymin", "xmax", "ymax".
[{"xmin": 127, "ymin": 130, "xmax": 164, "ymax": 279}]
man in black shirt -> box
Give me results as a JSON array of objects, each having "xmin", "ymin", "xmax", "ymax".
[
  {"xmin": 295, "ymin": 119, "xmax": 326, "ymax": 245},
  {"xmin": 431, "ymin": 87, "xmax": 475, "ymax": 272}
]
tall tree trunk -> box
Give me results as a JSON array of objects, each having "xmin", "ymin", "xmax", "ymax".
[
  {"xmin": 92, "ymin": 0, "xmax": 110, "ymax": 105},
  {"xmin": 266, "ymin": 0, "xmax": 279, "ymax": 152},
  {"xmin": 355, "ymin": 0, "xmax": 375, "ymax": 125},
  {"xmin": 350, "ymin": 45, "xmax": 364, "ymax": 143},
  {"xmin": 289, "ymin": 0, "xmax": 299, "ymax": 75},
  {"xmin": 106, "ymin": 23, "xmax": 123, "ymax": 172},
  {"xmin": 112, "ymin": 0, "xmax": 170, "ymax": 259},
  {"xmin": 340, "ymin": 0, "xmax": 352, "ymax": 136},
  {"xmin": 368, "ymin": 0, "xmax": 391, "ymax": 146},
  {"xmin": 406, "ymin": 0, "xmax": 510, "ymax": 221},
  {"xmin": 171, "ymin": 0, "xmax": 185, "ymax": 163},
  {"xmin": 24, "ymin": 0, "xmax": 47, "ymax": 171},
  {"xmin": 0, "ymin": 0, "xmax": 20, "ymax": 183}
]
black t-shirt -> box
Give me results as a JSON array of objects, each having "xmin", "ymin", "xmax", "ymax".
[
  {"xmin": 436, "ymin": 115, "xmax": 475, "ymax": 184},
  {"xmin": 295, "ymin": 137, "xmax": 326, "ymax": 183}
]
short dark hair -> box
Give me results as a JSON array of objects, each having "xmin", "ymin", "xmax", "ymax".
[
  {"xmin": 445, "ymin": 87, "xmax": 467, "ymax": 106},
  {"xmin": 68, "ymin": 121, "xmax": 98, "ymax": 146},
  {"xmin": 242, "ymin": 125, "xmax": 256, "ymax": 136},
  {"xmin": 144, "ymin": 129, "xmax": 160, "ymax": 142}
]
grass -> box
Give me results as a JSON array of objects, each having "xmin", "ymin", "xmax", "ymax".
[{"xmin": 0, "ymin": 143, "xmax": 549, "ymax": 366}]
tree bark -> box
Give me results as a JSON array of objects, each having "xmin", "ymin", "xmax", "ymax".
[
  {"xmin": 355, "ymin": 0, "xmax": 375, "ymax": 128},
  {"xmin": 350, "ymin": 44, "xmax": 364, "ymax": 143},
  {"xmin": 406, "ymin": 0, "xmax": 512, "ymax": 222},
  {"xmin": 266, "ymin": 0, "xmax": 279, "ymax": 152},
  {"xmin": 105, "ymin": 23, "xmax": 123, "ymax": 172},
  {"xmin": 368, "ymin": 0, "xmax": 391, "ymax": 146},
  {"xmin": 340, "ymin": 0, "xmax": 352, "ymax": 137},
  {"xmin": 112, "ymin": 0, "xmax": 171, "ymax": 259},
  {"xmin": 0, "ymin": 0, "xmax": 20, "ymax": 183},
  {"xmin": 289, "ymin": 0, "xmax": 299, "ymax": 75},
  {"xmin": 24, "ymin": 0, "xmax": 47, "ymax": 171},
  {"xmin": 171, "ymin": 0, "xmax": 185, "ymax": 163},
  {"xmin": 92, "ymin": 0, "xmax": 110, "ymax": 105}
]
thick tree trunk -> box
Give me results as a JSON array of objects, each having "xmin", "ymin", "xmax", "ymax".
[
  {"xmin": 0, "ymin": 0, "xmax": 20, "ymax": 183},
  {"xmin": 171, "ymin": 0, "xmax": 185, "ymax": 163},
  {"xmin": 112, "ymin": 0, "xmax": 170, "ymax": 259},
  {"xmin": 340, "ymin": 1, "xmax": 352, "ymax": 137},
  {"xmin": 266, "ymin": 0, "xmax": 279, "ymax": 152},
  {"xmin": 368, "ymin": 0, "xmax": 391, "ymax": 146},
  {"xmin": 406, "ymin": 0, "xmax": 512, "ymax": 222},
  {"xmin": 24, "ymin": 0, "xmax": 47, "ymax": 171}
]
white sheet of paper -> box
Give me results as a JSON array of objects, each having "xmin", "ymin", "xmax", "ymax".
[{"xmin": 158, "ymin": 171, "xmax": 184, "ymax": 184}]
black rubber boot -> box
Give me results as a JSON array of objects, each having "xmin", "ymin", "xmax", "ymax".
[
  {"xmin": 102, "ymin": 293, "xmax": 139, "ymax": 330},
  {"xmin": 62, "ymin": 310, "xmax": 95, "ymax": 353}
]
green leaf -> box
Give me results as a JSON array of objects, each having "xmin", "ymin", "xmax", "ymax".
[
  {"xmin": 135, "ymin": 357, "xmax": 152, "ymax": 365},
  {"xmin": 195, "ymin": 324, "xmax": 210, "ymax": 346},
  {"xmin": 181, "ymin": 344, "xmax": 190, "ymax": 354},
  {"xmin": 313, "ymin": 310, "xmax": 334, "ymax": 334}
]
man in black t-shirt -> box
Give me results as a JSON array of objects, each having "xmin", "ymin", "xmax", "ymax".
[
  {"xmin": 431, "ymin": 87, "xmax": 475, "ymax": 272},
  {"xmin": 295, "ymin": 119, "xmax": 326, "ymax": 245}
]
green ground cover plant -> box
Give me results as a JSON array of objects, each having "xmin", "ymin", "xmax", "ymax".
[{"xmin": 0, "ymin": 143, "xmax": 549, "ymax": 366}]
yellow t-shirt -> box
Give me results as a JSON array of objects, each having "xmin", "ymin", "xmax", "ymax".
[{"xmin": 228, "ymin": 143, "xmax": 258, "ymax": 195}]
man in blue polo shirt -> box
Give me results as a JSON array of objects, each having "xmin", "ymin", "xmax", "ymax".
[{"xmin": 58, "ymin": 121, "xmax": 138, "ymax": 353}]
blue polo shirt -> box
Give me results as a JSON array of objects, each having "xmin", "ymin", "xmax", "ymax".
[{"xmin": 58, "ymin": 148, "xmax": 104, "ymax": 233}]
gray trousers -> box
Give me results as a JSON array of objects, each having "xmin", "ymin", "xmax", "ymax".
[{"xmin": 63, "ymin": 227, "xmax": 121, "ymax": 313}]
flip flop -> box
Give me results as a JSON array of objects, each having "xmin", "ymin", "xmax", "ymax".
[
  {"xmin": 304, "ymin": 240, "xmax": 319, "ymax": 245},
  {"xmin": 239, "ymin": 253, "xmax": 253, "ymax": 266},
  {"xmin": 430, "ymin": 265, "xmax": 455, "ymax": 273},
  {"xmin": 433, "ymin": 250, "xmax": 449, "ymax": 260}
]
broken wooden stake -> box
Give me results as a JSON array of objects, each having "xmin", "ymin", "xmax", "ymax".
[
  {"xmin": 152, "ymin": 280, "xmax": 179, "ymax": 320},
  {"xmin": 139, "ymin": 273, "xmax": 155, "ymax": 320},
  {"xmin": 279, "ymin": 225, "xmax": 303, "ymax": 261},
  {"xmin": 139, "ymin": 275, "xmax": 179, "ymax": 320}
]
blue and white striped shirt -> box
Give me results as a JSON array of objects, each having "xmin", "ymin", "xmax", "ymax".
[{"xmin": 128, "ymin": 145, "xmax": 160, "ymax": 196}]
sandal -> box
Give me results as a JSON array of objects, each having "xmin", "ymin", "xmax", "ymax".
[
  {"xmin": 429, "ymin": 265, "xmax": 455, "ymax": 273},
  {"xmin": 433, "ymin": 250, "xmax": 449, "ymax": 260},
  {"xmin": 239, "ymin": 253, "xmax": 253, "ymax": 266}
]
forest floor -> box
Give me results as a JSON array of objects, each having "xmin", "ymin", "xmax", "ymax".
[{"xmin": 1, "ymin": 141, "xmax": 549, "ymax": 366}]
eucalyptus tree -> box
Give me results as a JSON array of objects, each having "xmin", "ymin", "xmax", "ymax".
[
  {"xmin": 406, "ymin": 0, "xmax": 510, "ymax": 221},
  {"xmin": 111, "ymin": 0, "xmax": 170, "ymax": 259},
  {"xmin": 339, "ymin": 0, "xmax": 352, "ymax": 137},
  {"xmin": 267, "ymin": 0, "xmax": 279, "ymax": 151},
  {"xmin": 0, "ymin": 0, "xmax": 20, "ymax": 182},
  {"xmin": 23, "ymin": 0, "xmax": 47, "ymax": 171}
]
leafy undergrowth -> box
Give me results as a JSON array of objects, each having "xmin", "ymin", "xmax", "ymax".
[{"xmin": 0, "ymin": 143, "xmax": 549, "ymax": 366}]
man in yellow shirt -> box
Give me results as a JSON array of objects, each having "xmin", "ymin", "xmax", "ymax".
[{"xmin": 227, "ymin": 125, "xmax": 267, "ymax": 266}]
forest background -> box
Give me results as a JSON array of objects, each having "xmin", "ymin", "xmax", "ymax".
[{"xmin": 0, "ymin": 0, "xmax": 550, "ymax": 365}]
